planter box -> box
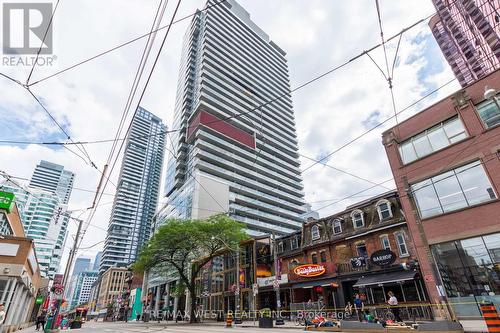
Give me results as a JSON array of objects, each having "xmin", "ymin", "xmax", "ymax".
[
  {"xmin": 258, "ymin": 317, "xmax": 273, "ymax": 328},
  {"xmin": 70, "ymin": 321, "xmax": 82, "ymax": 329}
]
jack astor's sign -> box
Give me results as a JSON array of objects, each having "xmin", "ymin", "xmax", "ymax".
[
  {"xmin": 370, "ymin": 249, "xmax": 397, "ymax": 267},
  {"xmin": 293, "ymin": 264, "xmax": 326, "ymax": 278}
]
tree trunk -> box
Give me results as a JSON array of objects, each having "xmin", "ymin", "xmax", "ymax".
[{"xmin": 189, "ymin": 285, "xmax": 198, "ymax": 323}]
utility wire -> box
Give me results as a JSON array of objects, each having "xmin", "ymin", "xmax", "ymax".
[
  {"xmin": 301, "ymin": 77, "xmax": 457, "ymax": 173},
  {"xmin": 2, "ymin": 12, "xmax": 441, "ymax": 152},
  {"xmin": 81, "ymin": 0, "xmax": 183, "ymax": 252},
  {"xmin": 26, "ymin": 0, "xmax": 61, "ymax": 85},
  {"xmin": 27, "ymin": 0, "xmax": 228, "ymax": 87}
]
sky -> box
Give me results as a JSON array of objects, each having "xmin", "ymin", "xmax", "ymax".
[{"xmin": 0, "ymin": 0, "xmax": 461, "ymax": 271}]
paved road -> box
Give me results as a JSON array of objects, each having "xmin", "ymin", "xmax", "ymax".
[{"xmin": 79, "ymin": 321, "xmax": 305, "ymax": 332}]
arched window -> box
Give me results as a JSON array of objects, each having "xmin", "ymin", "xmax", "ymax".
[
  {"xmin": 333, "ymin": 219, "xmax": 342, "ymax": 234},
  {"xmin": 320, "ymin": 251, "xmax": 327, "ymax": 263},
  {"xmin": 351, "ymin": 209, "xmax": 365, "ymax": 228},
  {"xmin": 278, "ymin": 241, "xmax": 284, "ymax": 253},
  {"xmin": 376, "ymin": 199, "xmax": 393, "ymax": 220},
  {"xmin": 311, "ymin": 225, "xmax": 320, "ymax": 240}
]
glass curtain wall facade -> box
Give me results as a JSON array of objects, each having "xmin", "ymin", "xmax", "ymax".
[
  {"xmin": 164, "ymin": 0, "xmax": 305, "ymax": 235},
  {"xmin": 29, "ymin": 160, "xmax": 75, "ymax": 204},
  {"xmin": 100, "ymin": 108, "xmax": 166, "ymax": 273},
  {"xmin": 432, "ymin": 233, "xmax": 500, "ymax": 317},
  {"xmin": 429, "ymin": 0, "xmax": 500, "ymax": 87},
  {"xmin": 1, "ymin": 184, "xmax": 68, "ymax": 279}
]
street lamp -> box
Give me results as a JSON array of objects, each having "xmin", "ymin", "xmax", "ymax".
[
  {"xmin": 211, "ymin": 236, "xmax": 241, "ymax": 325},
  {"xmin": 484, "ymin": 86, "xmax": 500, "ymax": 109}
]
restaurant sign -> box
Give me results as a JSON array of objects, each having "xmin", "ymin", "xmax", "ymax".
[
  {"xmin": 293, "ymin": 264, "xmax": 326, "ymax": 278},
  {"xmin": 370, "ymin": 249, "xmax": 396, "ymax": 267},
  {"xmin": 257, "ymin": 274, "xmax": 288, "ymax": 287},
  {"xmin": 0, "ymin": 191, "xmax": 15, "ymax": 213}
]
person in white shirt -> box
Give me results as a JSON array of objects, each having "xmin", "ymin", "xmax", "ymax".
[
  {"xmin": 0, "ymin": 303, "xmax": 6, "ymax": 330},
  {"xmin": 387, "ymin": 291, "xmax": 402, "ymax": 322}
]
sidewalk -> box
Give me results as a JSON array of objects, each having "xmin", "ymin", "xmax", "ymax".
[{"xmin": 460, "ymin": 320, "xmax": 488, "ymax": 333}]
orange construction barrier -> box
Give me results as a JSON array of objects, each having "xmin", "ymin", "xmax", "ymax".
[
  {"xmin": 480, "ymin": 302, "xmax": 500, "ymax": 333},
  {"xmin": 226, "ymin": 313, "xmax": 233, "ymax": 328}
]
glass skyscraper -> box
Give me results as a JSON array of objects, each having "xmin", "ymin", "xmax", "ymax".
[
  {"xmin": 163, "ymin": 0, "xmax": 305, "ymax": 236},
  {"xmin": 429, "ymin": 0, "xmax": 500, "ymax": 87},
  {"xmin": 100, "ymin": 107, "xmax": 166, "ymax": 273},
  {"xmin": 1, "ymin": 182, "xmax": 69, "ymax": 279},
  {"xmin": 29, "ymin": 160, "xmax": 75, "ymax": 204}
]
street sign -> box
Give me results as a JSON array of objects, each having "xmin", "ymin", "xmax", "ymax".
[
  {"xmin": 252, "ymin": 283, "xmax": 258, "ymax": 296},
  {"xmin": 273, "ymin": 279, "xmax": 279, "ymax": 290},
  {"xmin": 0, "ymin": 191, "xmax": 14, "ymax": 213}
]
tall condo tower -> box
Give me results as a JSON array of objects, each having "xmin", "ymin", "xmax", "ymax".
[
  {"xmin": 2, "ymin": 183, "xmax": 69, "ymax": 279},
  {"xmin": 163, "ymin": 0, "xmax": 306, "ymax": 236},
  {"xmin": 429, "ymin": 0, "xmax": 500, "ymax": 87},
  {"xmin": 30, "ymin": 160, "xmax": 75, "ymax": 204},
  {"xmin": 100, "ymin": 107, "xmax": 166, "ymax": 273}
]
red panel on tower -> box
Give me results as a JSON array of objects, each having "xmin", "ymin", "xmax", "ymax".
[{"xmin": 187, "ymin": 110, "xmax": 255, "ymax": 149}]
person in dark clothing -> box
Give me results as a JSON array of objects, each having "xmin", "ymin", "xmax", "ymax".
[
  {"xmin": 353, "ymin": 294, "xmax": 364, "ymax": 322},
  {"xmin": 387, "ymin": 291, "xmax": 402, "ymax": 322},
  {"xmin": 35, "ymin": 312, "xmax": 46, "ymax": 331}
]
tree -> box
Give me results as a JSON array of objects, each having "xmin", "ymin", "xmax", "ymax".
[{"xmin": 133, "ymin": 214, "xmax": 248, "ymax": 323}]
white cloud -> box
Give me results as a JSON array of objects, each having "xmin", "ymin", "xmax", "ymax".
[{"xmin": 0, "ymin": 0, "xmax": 461, "ymax": 271}]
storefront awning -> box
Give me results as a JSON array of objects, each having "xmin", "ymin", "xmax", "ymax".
[
  {"xmin": 292, "ymin": 278, "xmax": 337, "ymax": 289},
  {"xmin": 353, "ymin": 271, "xmax": 418, "ymax": 287}
]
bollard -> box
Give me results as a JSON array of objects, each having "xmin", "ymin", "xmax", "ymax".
[
  {"xmin": 480, "ymin": 302, "xmax": 500, "ymax": 333},
  {"xmin": 226, "ymin": 313, "xmax": 233, "ymax": 328}
]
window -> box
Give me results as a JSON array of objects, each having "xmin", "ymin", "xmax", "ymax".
[
  {"xmin": 333, "ymin": 219, "xmax": 342, "ymax": 234},
  {"xmin": 278, "ymin": 242, "xmax": 284, "ymax": 253},
  {"xmin": 351, "ymin": 210, "xmax": 364, "ymax": 228},
  {"xmin": 380, "ymin": 235, "xmax": 391, "ymax": 250},
  {"xmin": 311, "ymin": 225, "xmax": 320, "ymax": 240},
  {"xmin": 395, "ymin": 232, "xmax": 409, "ymax": 256},
  {"xmin": 356, "ymin": 242, "xmax": 368, "ymax": 257},
  {"xmin": 376, "ymin": 200, "xmax": 393, "ymax": 220},
  {"xmin": 312, "ymin": 253, "xmax": 318, "ymax": 264},
  {"xmin": 411, "ymin": 160, "xmax": 496, "ymax": 218},
  {"xmin": 398, "ymin": 116, "xmax": 467, "ymax": 164},
  {"xmin": 476, "ymin": 96, "xmax": 500, "ymax": 129},
  {"xmin": 320, "ymin": 251, "xmax": 327, "ymax": 263},
  {"xmin": 291, "ymin": 237, "xmax": 298, "ymax": 250}
]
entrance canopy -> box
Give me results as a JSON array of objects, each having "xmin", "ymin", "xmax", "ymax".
[
  {"xmin": 292, "ymin": 278, "xmax": 337, "ymax": 289},
  {"xmin": 353, "ymin": 271, "xmax": 418, "ymax": 287}
]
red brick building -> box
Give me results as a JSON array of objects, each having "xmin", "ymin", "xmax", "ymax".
[
  {"xmin": 276, "ymin": 191, "xmax": 429, "ymax": 319},
  {"xmin": 382, "ymin": 70, "xmax": 500, "ymax": 319}
]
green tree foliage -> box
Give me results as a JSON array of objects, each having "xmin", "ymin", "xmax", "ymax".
[{"xmin": 133, "ymin": 214, "xmax": 248, "ymax": 323}]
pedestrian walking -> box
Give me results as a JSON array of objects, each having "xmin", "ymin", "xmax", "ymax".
[
  {"xmin": 387, "ymin": 291, "xmax": 402, "ymax": 322},
  {"xmin": 344, "ymin": 301, "xmax": 353, "ymax": 318},
  {"xmin": 353, "ymin": 294, "xmax": 364, "ymax": 322},
  {"xmin": 36, "ymin": 311, "xmax": 46, "ymax": 331},
  {"xmin": 0, "ymin": 303, "xmax": 6, "ymax": 332}
]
